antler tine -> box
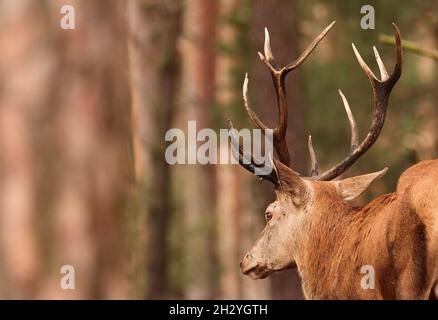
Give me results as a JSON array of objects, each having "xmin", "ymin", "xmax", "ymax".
[
  {"xmin": 352, "ymin": 23, "xmax": 402, "ymax": 86},
  {"xmin": 227, "ymin": 120, "xmax": 279, "ymax": 186},
  {"xmin": 308, "ymin": 135, "xmax": 319, "ymax": 177},
  {"xmin": 242, "ymin": 73, "xmax": 268, "ymax": 130},
  {"xmin": 387, "ymin": 23, "xmax": 403, "ymax": 88},
  {"xmin": 260, "ymin": 21, "xmax": 336, "ymax": 75},
  {"xmin": 285, "ymin": 21, "xmax": 336, "ymax": 73},
  {"xmin": 352, "ymin": 43, "xmax": 378, "ymax": 82},
  {"xmin": 257, "ymin": 28, "xmax": 278, "ymax": 73},
  {"xmin": 373, "ymin": 46, "xmax": 389, "ymax": 81},
  {"xmin": 315, "ymin": 24, "xmax": 403, "ymax": 181},
  {"xmin": 338, "ymin": 90, "xmax": 359, "ymax": 151},
  {"xmin": 264, "ymin": 28, "xmax": 276, "ymax": 64}
]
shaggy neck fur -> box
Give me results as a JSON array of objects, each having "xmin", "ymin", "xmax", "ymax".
[{"xmin": 293, "ymin": 183, "xmax": 398, "ymax": 299}]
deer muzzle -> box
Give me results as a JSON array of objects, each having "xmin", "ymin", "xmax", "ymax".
[{"xmin": 240, "ymin": 252, "xmax": 271, "ymax": 280}]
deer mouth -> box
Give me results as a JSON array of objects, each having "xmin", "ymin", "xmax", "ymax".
[
  {"xmin": 241, "ymin": 261, "xmax": 297, "ymax": 279},
  {"xmin": 241, "ymin": 264, "xmax": 273, "ymax": 280}
]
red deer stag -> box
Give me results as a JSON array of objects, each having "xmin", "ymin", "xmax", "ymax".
[{"xmin": 227, "ymin": 22, "xmax": 438, "ymax": 299}]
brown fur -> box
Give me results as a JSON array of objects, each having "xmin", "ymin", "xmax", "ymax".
[{"xmin": 241, "ymin": 160, "xmax": 438, "ymax": 299}]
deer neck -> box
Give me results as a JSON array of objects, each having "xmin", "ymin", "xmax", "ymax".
[
  {"xmin": 293, "ymin": 187, "xmax": 398, "ymax": 298},
  {"xmin": 292, "ymin": 189, "xmax": 363, "ymax": 298}
]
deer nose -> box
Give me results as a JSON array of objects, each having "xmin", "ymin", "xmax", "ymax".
[
  {"xmin": 244, "ymin": 253, "xmax": 253, "ymax": 261},
  {"xmin": 240, "ymin": 252, "xmax": 256, "ymax": 272}
]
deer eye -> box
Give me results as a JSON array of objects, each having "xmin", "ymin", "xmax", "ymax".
[{"xmin": 265, "ymin": 212, "xmax": 272, "ymax": 222}]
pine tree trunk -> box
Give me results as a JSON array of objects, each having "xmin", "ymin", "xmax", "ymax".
[
  {"xmin": 180, "ymin": 0, "xmax": 219, "ymax": 299},
  {"xmin": 251, "ymin": 0, "xmax": 305, "ymax": 300},
  {"xmin": 128, "ymin": 0, "xmax": 183, "ymax": 299}
]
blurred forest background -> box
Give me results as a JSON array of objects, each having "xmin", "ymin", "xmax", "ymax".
[{"xmin": 0, "ymin": 0, "xmax": 437, "ymax": 299}]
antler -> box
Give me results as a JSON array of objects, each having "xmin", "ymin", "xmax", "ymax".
[
  {"xmin": 243, "ymin": 21, "xmax": 336, "ymax": 166},
  {"xmin": 227, "ymin": 120, "xmax": 279, "ymax": 186},
  {"xmin": 227, "ymin": 23, "xmax": 402, "ymax": 185},
  {"xmin": 314, "ymin": 23, "xmax": 402, "ymax": 180},
  {"xmin": 227, "ymin": 21, "xmax": 335, "ymax": 183}
]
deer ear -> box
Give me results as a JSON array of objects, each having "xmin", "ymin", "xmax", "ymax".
[
  {"xmin": 334, "ymin": 168, "xmax": 388, "ymax": 201},
  {"xmin": 273, "ymin": 159, "xmax": 306, "ymax": 193}
]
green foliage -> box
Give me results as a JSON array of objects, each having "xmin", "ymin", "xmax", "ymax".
[
  {"xmin": 213, "ymin": 0, "xmax": 252, "ymax": 129},
  {"xmin": 298, "ymin": 0, "xmax": 435, "ymax": 199}
]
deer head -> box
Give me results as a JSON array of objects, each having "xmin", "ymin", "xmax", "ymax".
[{"xmin": 228, "ymin": 22, "xmax": 402, "ymax": 280}]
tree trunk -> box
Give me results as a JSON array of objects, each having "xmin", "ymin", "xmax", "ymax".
[
  {"xmin": 214, "ymin": 0, "xmax": 272, "ymax": 299},
  {"xmin": 39, "ymin": 0, "xmax": 131, "ymax": 298},
  {"xmin": 0, "ymin": 0, "xmax": 132, "ymax": 299},
  {"xmin": 179, "ymin": 0, "xmax": 219, "ymax": 299},
  {"xmin": 251, "ymin": 0, "xmax": 305, "ymax": 300},
  {"xmin": 0, "ymin": 0, "xmax": 49, "ymax": 298},
  {"xmin": 128, "ymin": 0, "xmax": 183, "ymax": 299},
  {"xmin": 215, "ymin": 0, "xmax": 241, "ymax": 299}
]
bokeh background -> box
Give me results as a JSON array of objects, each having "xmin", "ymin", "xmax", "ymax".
[{"xmin": 0, "ymin": 0, "xmax": 437, "ymax": 299}]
